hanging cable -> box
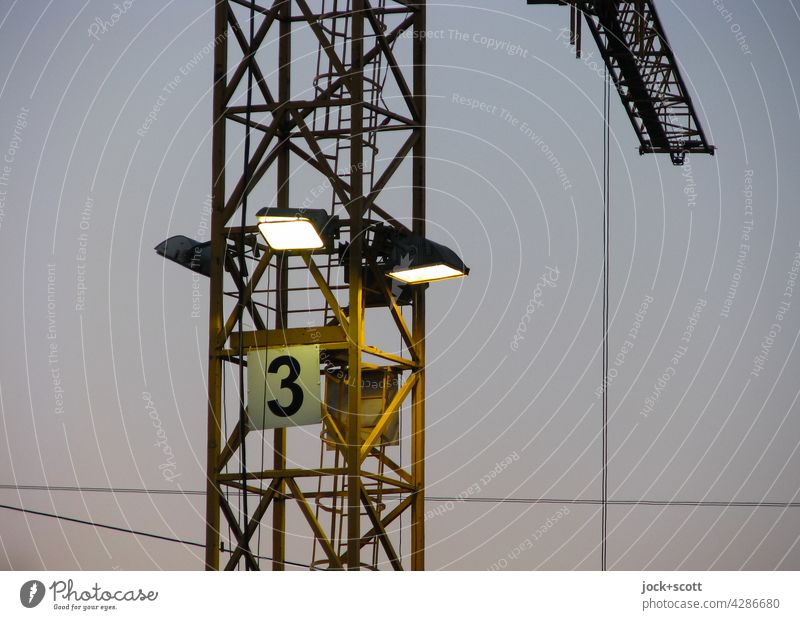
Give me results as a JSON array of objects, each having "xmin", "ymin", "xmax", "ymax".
[
  {"xmin": 257, "ymin": 261, "xmax": 271, "ymax": 562},
  {"xmin": 222, "ymin": 362, "xmax": 233, "ymax": 559},
  {"xmin": 236, "ymin": 0, "xmax": 258, "ymax": 569},
  {"xmin": 601, "ymin": 61, "xmax": 611, "ymax": 573}
]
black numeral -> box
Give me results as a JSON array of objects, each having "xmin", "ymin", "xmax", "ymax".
[{"xmin": 267, "ymin": 355, "xmax": 303, "ymax": 417}]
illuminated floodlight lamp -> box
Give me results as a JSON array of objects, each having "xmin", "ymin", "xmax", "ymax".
[
  {"xmin": 380, "ymin": 228, "xmax": 469, "ymax": 285},
  {"xmin": 256, "ymin": 207, "xmax": 337, "ymax": 251},
  {"xmin": 154, "ymin": 235, "xmax": 211, "ymax": 277},
  {"xmin": 388, "ymin": 263, "xmax": 466, "ymax": 284}
]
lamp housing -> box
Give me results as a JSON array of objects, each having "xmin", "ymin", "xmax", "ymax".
[
  {"xmin": 255, "ymin": 207, "xmax": 338, "ymax": 252},
  {"xmin": 154, "ymin": 235, "xmax": 212, "ymax": 277},
  {"xmin": 371, "ymin": 226, "xmax": 469, "ymax": 285}
]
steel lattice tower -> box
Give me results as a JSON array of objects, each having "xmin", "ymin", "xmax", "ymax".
[{"xmin": 205, "ymin": 0, "xmax": 427, "ymax": 570}]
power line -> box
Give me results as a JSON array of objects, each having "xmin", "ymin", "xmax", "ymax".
[
  {"xmin": 0, "ymin": 501, "xmax": 203, "ymax": 547},
  {"xmin": 0, "ymin": 501, "xmax": 315, "ymax": 570},
  {"xmin": 428, "ymin": 496, "xmax": 800, "ymax": 508},
  {"xmin": 4, "ymin": 493, "xmax": 796, "ymax": 576},
  {"xmin": 3, "ymin": 484, "xmax": 799, "ymax": 508},
  {"xmin": 0, "ymin": 484, "xmax": 205, "ymax": 495}
]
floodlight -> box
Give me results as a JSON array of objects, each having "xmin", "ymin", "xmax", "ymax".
[
  {"xmin": 388, "ymin": 263, "xmax": 467, "ymax": 284},
  {"xmin": 379, "ymin": 228, "xmax": 469, "ymax": 285},
  {"xmin": 154, "ymin": 235, "xmax": 212, "ymax": 277},
  {"xmin": 256, "ymin": 207, "xmax": 337, "ymax": 251}
]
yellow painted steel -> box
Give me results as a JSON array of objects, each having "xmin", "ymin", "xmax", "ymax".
[{"xmin": 206, "ymin": 0, "xmax": 427, "ymax": 571}]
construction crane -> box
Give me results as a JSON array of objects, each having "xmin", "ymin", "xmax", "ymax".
[
  {"xmin": 156, "ymin": 0, "xmax": 712, "ymax": 571},
  {"xmin": 529, "ymin": 0, "xmax": 714, "ymax": 164}
]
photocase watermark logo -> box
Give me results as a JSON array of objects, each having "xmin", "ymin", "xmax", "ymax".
[
  {"xmin": 87, "ymin": 1, "xmax": 134, "ymax": 41},
  {"xmin": 18, "ymin": 579, "xmax": 158, "ymax": 612},
  {"xmin": 510, "ymin": 266, "xmax": 560, "ymax": 351},
  {"xmin": 19, "ymin": 580, "xmax": 45, "ymax": 608}
]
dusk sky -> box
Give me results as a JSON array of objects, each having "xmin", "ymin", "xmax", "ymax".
[{"xmin": 1, "ymin": 0, "xmax": 799, "ymax": 570}]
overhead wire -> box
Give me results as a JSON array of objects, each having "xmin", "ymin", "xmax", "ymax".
[
  {"xmin": 5, "ymin": 491, "xmax": 796, "ymax": 576},
  {"xmin": 0, "ymin": 501, "xmax": 316, "ymax": 569},
  {"xmin": 4, "ymin": 485, "xmax": 800, "ymax": 508},
  {"xmin": 427, "ymin": 496, "xmax": 800, "ymax": 508}
]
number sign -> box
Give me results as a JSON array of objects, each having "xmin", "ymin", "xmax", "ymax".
[{"xmin": 247, "ymin": 344, "xmax": 321, "ymax": 430}]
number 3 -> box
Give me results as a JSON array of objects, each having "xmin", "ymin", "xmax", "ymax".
[{"xmin": 267, "ymin": 355, "xmax": 304, "ymax": 417}]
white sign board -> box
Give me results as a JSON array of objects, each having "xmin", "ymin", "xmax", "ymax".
[{"xmin": 247, "ymin": 344, "xmax": 321, "ymax": 430}]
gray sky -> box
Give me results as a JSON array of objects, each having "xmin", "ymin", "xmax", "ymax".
[{"xmin": 1, "ymin": 0, "xmax": 800, "ymax": 570}]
